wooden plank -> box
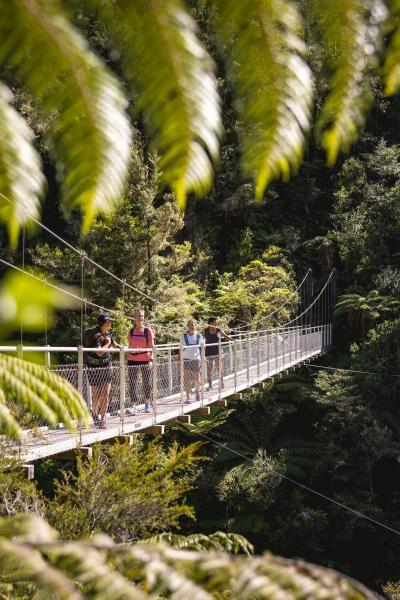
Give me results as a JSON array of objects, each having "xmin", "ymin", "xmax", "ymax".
[
  {"xmin": 213, "ymin": 399, "xmax": 227, "ymax": 407},
  {"xmin": 176, "ymin": 415, "xmax": 191, "ymax": 424},
  {"xmin": 57, "ymin": 446, "xmax": 93, "ymax": 460},
  {"xmin": 112, "ymin": 435, "xmax": 134, "ymax": 445},
  {"xmin": 22, "ymin": 464, "xmax": 34, "ymax": 480},
  {"xmin": 140, "ymin": 425, "xmax": 165, "ymax": 435},
  {"xmin": 255, "ymin": 382, "xmax": 266, "ymax": 389},
  {"xmin": 191, "ymin": 407, "xmax": 210, "ymax": 415}
]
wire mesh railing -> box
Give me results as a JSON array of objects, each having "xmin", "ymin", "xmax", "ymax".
[{"xmin": 2, "ymin": 324, "xmax": 332, "ymax": 444}]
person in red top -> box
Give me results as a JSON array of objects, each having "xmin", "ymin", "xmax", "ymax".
[{"xmin": 127, "ymin": 308, "xmax": 154, "ymax": 414}]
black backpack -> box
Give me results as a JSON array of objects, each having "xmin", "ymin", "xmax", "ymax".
[{"xmin": 83, "ymin": 327, "xmax": 110, "ymax": 367}]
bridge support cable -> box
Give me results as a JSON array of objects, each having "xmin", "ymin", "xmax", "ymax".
[{"xmin": 232, "ymin": 268, "xmax": 313, "ymax": 333}]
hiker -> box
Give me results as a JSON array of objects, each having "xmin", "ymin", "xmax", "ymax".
[
  {"xmin": 203, "ymin": 316, "xmax": 232, "ymax": 391},
  {"xmin": 181, "ymin": 319, "xmax": 203, "ymax": 404},
  {"xmin": 127, "ymin": 308, "xmax": 154, "ymax": 414},
  {"xmin": 83, "ymin": 314, "xmax": 118, "ymax": 429}
]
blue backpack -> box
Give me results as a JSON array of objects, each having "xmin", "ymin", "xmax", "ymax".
[{"xmin": 184, "ymin": 332, "xmax": 201, "ymax": 347}]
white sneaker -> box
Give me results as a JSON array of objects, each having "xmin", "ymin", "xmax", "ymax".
[{"xmin": 126, "ymin": 407, "xmax": 137, "ymax": 416}]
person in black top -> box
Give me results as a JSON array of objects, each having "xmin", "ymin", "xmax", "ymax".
[
  {"xmin": 83, "ymin": 314, "xmax": 118, "ymax": 429},
  {"xmin": 203, "ymin": 316, "xmax": 232, "ymax": 391}
]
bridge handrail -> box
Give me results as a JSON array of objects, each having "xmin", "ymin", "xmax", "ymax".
[{"xmin": 0, "ymin": 325, "xmax": 326, "ymax": 355}]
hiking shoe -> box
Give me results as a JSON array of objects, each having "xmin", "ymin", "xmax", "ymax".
[
  {"xmin": 98, "ymin": 421, "xmax": 107, "ymax": 430},
  {"xmin": 184, "ymin": 397, "xmax": 191, "ymax": 404},
  {"xmin": 207, "ymin": 381, "xmax": 212, "ymax": 391},
  {"xmin": 196, "ymin": 391, "xmax": 201, "ymax": 402},
  {"xmin": 144, "ymin": 403, "xmax": 151, "ymax": 413},
  {"xmin": 126, "ymin": 406, "xmax": 137, "ymax": 416}
]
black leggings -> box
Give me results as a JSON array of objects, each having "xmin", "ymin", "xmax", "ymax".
[{"xmin": 128, "ymin": 361, "xmax": 152, "ymax": 404}]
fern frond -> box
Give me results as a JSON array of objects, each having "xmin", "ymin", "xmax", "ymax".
[
  {"xmin": 0, "ymin": 355, "xmax": 90, "ymax": 439},
  {"xmin": 0, "ymin": 390, "xmax": 22, "ymax": 440},
  {"xmin": 0, "ymin": 84, "xmax": 44, "ymax": 247},
  {"xmin": 0, "ymin": 0, "xmax": 132, "ymax": 228},
  {"xmin": 383, "ymin": 0, "xmax": 400, "ymax": 93},
  {"xmin": 0, "ymin": 514, "xmax": 379, "ymax": 599},
  {"xmin": 213, "ymin": 0, "xmax": 313, "ymax": 199},
  {"xmin": 0, "ymin": 539, "xmax": 82, "ymax": 600},
  {"xmin": 312, "ymin": 0, "xmax": 386, "ymax": 165},
  {"xmin": 143, "ymin": 531, "xmax": 254, "ymax": 555},
  {"xmin": 94, "ymin": 0, "xmax": 221, "ymax": 209}
]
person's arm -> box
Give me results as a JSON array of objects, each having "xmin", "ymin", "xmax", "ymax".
[
  {"xmin": 148, "ymin": 328, "xmax": 155, "ymax": 361},
  {"xmin": 95, "ymin": 333, "xmax": 110, "ymax": 357},
  {"xmin": 221, "ymin": 329, "xmax": 233, "ymax": 342},
  {"xmin": 111, "ymin": 334, "xmax": 120, "ymax": 348},
  {"xmin": 179, "ymin": 334, "xmax": 184, "ymax": 361}
]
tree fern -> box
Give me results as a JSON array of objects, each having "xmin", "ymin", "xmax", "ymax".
[
  {"xmin": 212, "ymin": 0, "xmax": 313, "ymax": 199},
  {"xmin": 311, "ymin": 0, "xmax": 387, "ymax": 165},
  {"xmin": 383, "ymin": 0, "xmax": 400, "ymax": 93},
  {"xmin": 92, "ymin": 0, "xmax": 222, "ymax": 210},
  {"xmin": 0, "ymin": 513, "xmax": 378, "ymax": 599},
  {"xmin": 0, "ymin": 355, "xmax": 89, "ymax": 440},
  {"xmin": 0, "ymin": 0, "xmax": 132, "ymax": 230},
  {"xmin": 0, "ymin": 84, "xmax": 44, "ymax": 247},
  {"xmin": 144, "ymin": 531, "xmax": 254, "ymax": 555}
]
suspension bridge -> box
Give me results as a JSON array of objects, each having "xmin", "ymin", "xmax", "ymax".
[{"xmin": 1, "ymin": 269, "xmax": 336, "ymax": 463}]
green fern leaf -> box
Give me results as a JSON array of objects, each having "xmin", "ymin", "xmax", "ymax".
[
  {"xmin": 0, "ymin": 0, "xmax": 132, "ymax": 228},
  {"xmin": 94, "ymin": 0, "xmax": 222, "ymax": 210},
  {"xmin": 0, "ymin": 390, "xmax": 22, "ymax": 440},
  {"xmin": 0, "ymin": 514, "xmax": 380, "ymax": 599},
  {"xmin": 213, "ymin": 0, "xmax": 313, "ymax": 199},
  {"xmin": 312, "ymin": 0, "xmax": 387, "ymax": 165},
  {"xmin": 383, "ymin": 0, "xmax": 400, "ymax": 93},
  {"xmin": 0, "ymin": 355, "xmax": 90, "ymax": 439},
  {"xmin": 0, "ymin": 84, "xmax": 44, "ymax": 247}
]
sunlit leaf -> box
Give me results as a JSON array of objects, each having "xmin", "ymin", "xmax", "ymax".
[
  {"xmin": 0, "ymin": 0, "xmax": 132, "ymax": 228},
  {"xmin": 213, "ymin": 0, "xmax": 313, "ymax": 199},
  {"xmin": 0, "ymin": 84, "xmax": 44, "ymax": 247}
]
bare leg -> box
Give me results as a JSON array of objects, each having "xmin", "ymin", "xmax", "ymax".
[
  {"xmin": 194, "ymin": 370, "xmax": 201, "ymax": 392},
  {"xmin": 184, "ymin": 366, "xmax": 192, "ymax": 397},
  {"xmin": 98, "ymin": 383, "xmax": 111, "ymax": 420},
  {"xmin": 92, "ymin": 386, "xmax": 101, "ymax": 419}
]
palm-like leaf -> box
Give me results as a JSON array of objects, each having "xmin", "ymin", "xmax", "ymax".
[
  {"xmin": 94, "ymin": 0, "xmax": 222, "ymax": 209},
  {"xmin": 0, "ymin": 514, "xmax": 378, "ymax": 600},
  {"xmin": 383, "ymin": 0, "xmax": 400, "ymax": 93},
  {"xmin": 312, "ymin": 0, "xmax": 387, "ymax": 165},
  {"xmin": 0, "ymin": 355, "xmax": 90, "ymax": 440},
  {"xmin": 213, "ymin": 0, "xmax": 313, "ymax": 199},
  {"xmin": 144, "ymin": 531, "xmax": 254, "ymax": 555},
  {"xmin": 0, "ymin": 0, "xmax": 131, "ymax": 230},
  {"xmin": 0, "ymin": 84, "xmax": 44, "ymax": 247}
]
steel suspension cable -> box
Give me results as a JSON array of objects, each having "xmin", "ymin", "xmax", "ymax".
[
  {"xmin": 285, "ymin": 269, "xmax": 336, "ymax": 328},
  {"xmin": 233, "ymin": 269, "xmax": 312, "ymax": 332},
  {"xmin": 0, "ymin": 190, "xmax": 159, "ymax": 306}
]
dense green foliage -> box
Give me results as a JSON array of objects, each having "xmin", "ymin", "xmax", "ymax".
[{"xmin": 2, "ymin": 1, "xmax": 400, "ymax": 597}]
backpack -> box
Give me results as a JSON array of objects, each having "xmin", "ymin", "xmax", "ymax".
[
  {"xmin": 184, "ymin": 332, "xmax": 201, "ymax": 347},
  {"xmin": 83, "ymin": 327, "xmax": 110, "ymax": 367},
  {"xmin": 129, "ymin": 326, "xmax": 150, "ymax": 345},
  {"xmin": 129, "ymin": 326, "xmax": 151, "ymax": 359}
]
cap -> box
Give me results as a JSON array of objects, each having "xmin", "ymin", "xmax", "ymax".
[{"xmin": 97, "ymin": 314, "xmax": 114, "ymax": 325}]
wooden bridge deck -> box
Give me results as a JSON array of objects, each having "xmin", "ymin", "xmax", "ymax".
[{"xmin": 15, "ymin": 327, "xmax": 328, "ymax": 461}]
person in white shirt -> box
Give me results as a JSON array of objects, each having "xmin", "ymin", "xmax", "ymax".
[{"xmin": 181, "ymin": 319, "xmax": 203, "ymax": 404}]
